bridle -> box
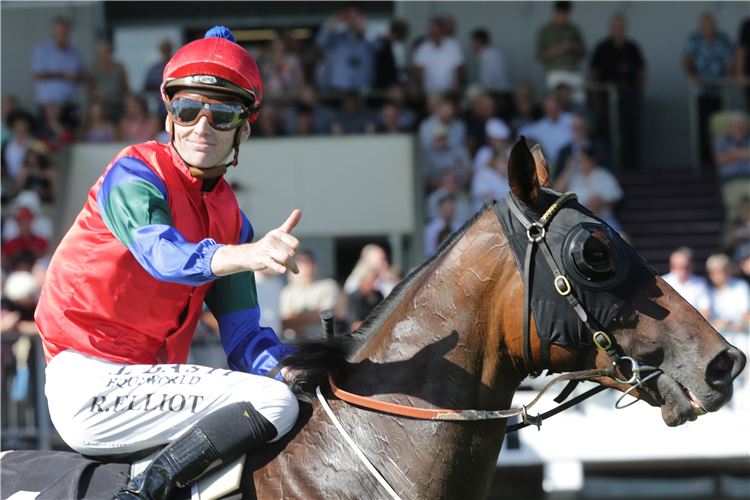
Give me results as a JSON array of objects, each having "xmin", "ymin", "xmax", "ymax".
[
  {"xmin": 317, "ymin": 192, "xmax": 661, "ymax": 431},
  {"xmin": 311, "ymin": 192, "xmax": 663, "ymax": 500},
  {"xmin": 499, "ymin": 191, "xmax": 661, "ymax": 413}
]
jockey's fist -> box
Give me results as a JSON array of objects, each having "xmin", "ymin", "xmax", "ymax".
[{"xmin": 211, "ymin": 209, "xmax": 301, "ymax": 276}]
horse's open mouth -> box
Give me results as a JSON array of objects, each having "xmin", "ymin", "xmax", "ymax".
[
  {"xmin": 681, "ymin": 385, "xmax": 707, "ymax": 416},
  {"xmin": 654, "ymin": 373, "xmax": 708, "ymax": 426}
]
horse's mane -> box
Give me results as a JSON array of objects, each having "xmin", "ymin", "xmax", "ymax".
[{"xmin": 285, "ymin": 203, "xmax": 495, "ymax": 400}]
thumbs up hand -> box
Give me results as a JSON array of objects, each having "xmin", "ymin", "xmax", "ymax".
[{"xmin": 211, "ymin": 209, "xmax": 302, "ymax": 276}]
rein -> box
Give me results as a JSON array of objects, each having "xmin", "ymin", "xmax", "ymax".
[{"xmin": 327, "ymin": 370, "xmax": 612, "ymax": 430}]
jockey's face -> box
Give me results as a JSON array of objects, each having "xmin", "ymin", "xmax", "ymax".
[{"xmin": 168, "ymin": 90, "xmax": 251, "ymax": 170}]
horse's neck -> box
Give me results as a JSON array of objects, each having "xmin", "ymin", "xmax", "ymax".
[
  {"xmin": 323, "ymin": 212, "xmax": 527, "ymax": 498},
  {"xmin": 349, "ymin": 211, "xmax": 525, "ymax": 411}
]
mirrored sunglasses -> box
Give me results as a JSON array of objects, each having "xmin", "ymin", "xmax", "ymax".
[{"xmin": 166, "ymin": 96, "xmax": 249, "ymax": 131}]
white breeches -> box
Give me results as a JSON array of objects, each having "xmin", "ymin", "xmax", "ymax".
[{"xmin": 45, "ymin": 350, "xmax": 299, "ymax": 456}]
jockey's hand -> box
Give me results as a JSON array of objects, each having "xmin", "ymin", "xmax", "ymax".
[
  {"xmin": 280, "ymin": 365, "xmax": 305, "ymax": 385},
  {"xmin": 211, "ymin": 209, "xmax": 301, "ymax": 276}
]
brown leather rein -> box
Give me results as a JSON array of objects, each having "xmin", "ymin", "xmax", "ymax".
[{"xmin": 328, "ymin": 369, "xmax": 613, "ymax": 432}]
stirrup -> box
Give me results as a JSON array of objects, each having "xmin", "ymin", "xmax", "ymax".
[{"xmin": 191, "ymin": 454, "xmax": 246, "ymax": 500}]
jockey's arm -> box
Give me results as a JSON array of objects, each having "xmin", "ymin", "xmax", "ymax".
[
  {"xmin": 98, "ymin": 157, "xmax": 226, "ymax": 286},
  {"xmin": 98, "ymin": 157, "xmax": 298, "ymax": 378},
  {"xmin": 204, "ymin": 270, "xmax": 297, "ymax": 381}
]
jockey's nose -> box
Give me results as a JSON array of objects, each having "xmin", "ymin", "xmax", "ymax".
[{"xmin": 193, "ymin": 115, "xmax": 212, "ymax": 135}]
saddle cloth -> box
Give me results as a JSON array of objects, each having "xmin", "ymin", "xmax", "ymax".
[{"xmin": 1, "ymin": 450, "xmax": 244, "ymax": 500}]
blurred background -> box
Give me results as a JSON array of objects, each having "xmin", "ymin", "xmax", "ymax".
[{"xmin": 1, "ymin": 1, "xmax": 748, "ymax": 499}]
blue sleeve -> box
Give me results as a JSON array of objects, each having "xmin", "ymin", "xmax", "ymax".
[
  {"xmin": 239, "ymin": 210, "xmax": 254, "ymax": 244},
  {"xmin": 217, "ymin": 306, "xmax": 298, "ymax": 380},
  {"xmin": 204, "ymin": 268, "xmax": 297, "ymax": 381},
  {"xmin": 96, "ymin": 156, "xmax": 223, "ymax": 286}
]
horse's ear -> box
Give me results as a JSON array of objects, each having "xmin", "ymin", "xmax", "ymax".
[
  {"xmin": 530, "ymin": 144, "xmax": 554, "ymax": 189},
  {"xmin": 508, "ymin": 136, "xmax": 541, "ymax": 207}
]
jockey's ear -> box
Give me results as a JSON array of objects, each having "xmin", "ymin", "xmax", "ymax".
[
  {"xmin": 530, "ymin": 143, "xmax": 554, "ymax": 189},
  {"xmin": 240, "ymin": 121, "xmax": 251, "ymax": 142},
  {"xmin": 508, "ymin": 136, "xmax": 541, "ymax": 209}
]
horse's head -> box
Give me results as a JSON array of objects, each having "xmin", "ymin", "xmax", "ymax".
[{"xmin": 506, "ymin": 137, "xmax": 746, "ymax": 427}]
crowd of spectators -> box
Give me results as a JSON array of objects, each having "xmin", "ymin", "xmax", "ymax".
[
  {"xmin": 2, "ymin": 5, "xmax": 749, "ymax": 362},
  {"xmin": 663, "ymin": 245, "xmax": 750, "ymax": 338},
  {"xmin": 0, "ymin": 4, "xmax": 749, "ymax": 449}
]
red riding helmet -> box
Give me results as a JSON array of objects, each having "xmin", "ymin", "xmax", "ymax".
[{"xmin": 161, "ymin": 27, "xmax": 262, "ymax": 123}]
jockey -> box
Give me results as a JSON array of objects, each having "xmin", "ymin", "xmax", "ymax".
[{"xmin": 35, "ymin": 27, "xmax": 301, "ymax": 500}]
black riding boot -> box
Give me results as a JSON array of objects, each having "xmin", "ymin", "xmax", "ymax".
[
  {"xmin": 113, "ymin": 401, "xmax": 278, "ymax": 500},
  {"xmin": 113, "ymin": 425, "xmax": 221, "ymax": 500}
]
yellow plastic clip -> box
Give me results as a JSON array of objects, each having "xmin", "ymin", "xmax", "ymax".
[
  {"xmin": 554, "ymin": 276, "xmax": 571, "ymax": 296},
  {"xmin": 593, "ymin": 331, "xmax": 612, "ymax": 351}
]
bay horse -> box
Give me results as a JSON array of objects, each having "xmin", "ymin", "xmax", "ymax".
[
  {"xmin": 237, "ymin": 138, "xmax": 746, "ymax": 499},
  {"xmin": 1, "ymin": 139, "xmax": 745, "ymax": 500}
]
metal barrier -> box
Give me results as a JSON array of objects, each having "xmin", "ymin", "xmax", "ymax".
[{"xmin": 1, "ymin": 334, "xmax": 57, "ymax": 451}]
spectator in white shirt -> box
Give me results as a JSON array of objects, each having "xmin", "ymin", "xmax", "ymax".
[
  {"xmin": 470, "ymin": 28, "xmax": 509, "ymax": 90},
  {"xmin": 518, "ymin": 94, "xmax": 573, "ymax": 173},
  {"xmin": 662, "ymin": 247, "xmax": 712, "ymax": 319},
  {"xmin": 411, "ymin": 17, "xmax": 465, "ymax": 94},
  {"xmin": 472, "ymin": 145, "xmax": 511, "ymax": 212},
  {"xmin": 473, "ymin": 117, "xmax": 512, "ymax": 172},
  {"xmin": 3, "ymin": 111, "xmax": 37, "ymax": 186},
  {"xmin": 555, "ymin": 146, "xmax": 623, "ymax": 231},
  {"xmin": 706, "ymin": 253, "xmax": 750, "ymax": 332}
]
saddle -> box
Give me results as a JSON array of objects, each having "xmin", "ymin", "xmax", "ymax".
[{"xmin": 0, "ymin": 450, "xmax": 245, "ymax": 500}]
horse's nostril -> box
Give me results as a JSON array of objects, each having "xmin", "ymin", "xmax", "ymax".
[
  {"xmin": 706, "ymin": 349, "xmax": 745, "ymax": 385},
  {"xmin": 710, "ymin": 352, "xmax": 733, "ymax": 371}
]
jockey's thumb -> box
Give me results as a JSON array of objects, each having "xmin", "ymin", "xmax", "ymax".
[{"xmin": 279, "ymin": 209, "xmax": 301, "ymax": 234}]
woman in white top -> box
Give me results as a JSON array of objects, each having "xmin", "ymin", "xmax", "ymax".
[
  {"xmin": 555, "ymin": 146, "xmax": 623, "ymax": 231},
  {"xmin": 706, "ymin": 253, "xmax": 750, "ymax": 333}
]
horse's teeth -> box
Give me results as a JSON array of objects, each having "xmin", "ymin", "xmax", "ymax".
[{"xmin": 686, "ymin": 390, "xmax": 707, "ymax": 415}]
